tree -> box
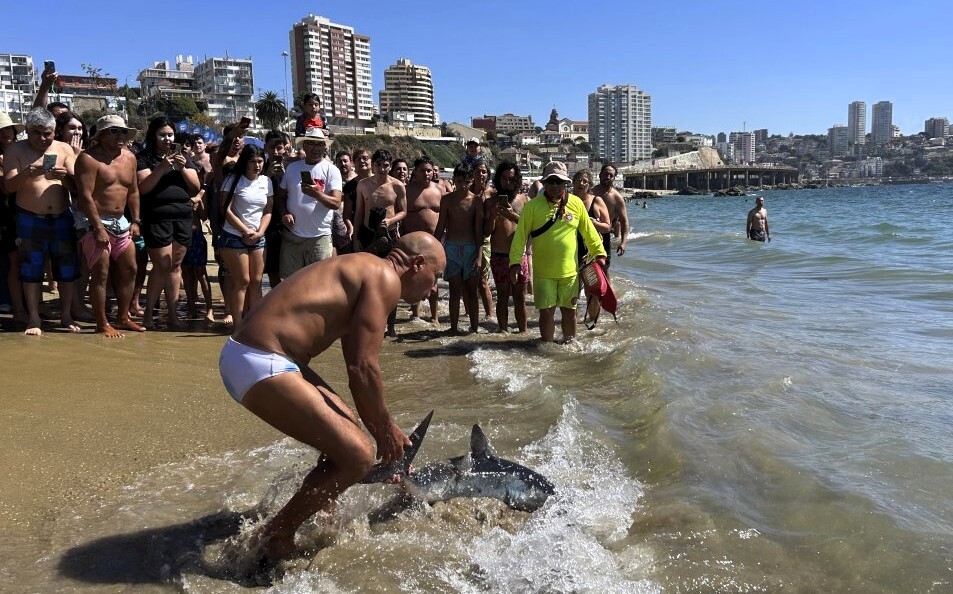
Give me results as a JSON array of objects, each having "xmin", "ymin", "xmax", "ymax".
[{"xmin": 255, "ymin": 91, "xmax": 287, "ymax": 131}]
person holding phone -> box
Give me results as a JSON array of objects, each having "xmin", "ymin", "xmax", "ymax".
[
  {"xmin": 2, "ymin": 108, "xmax": 80, "ymax": 335},
  {"xmin": 485, "ymin": 161, "xmax": 529, "ymax": 333},
  {"xmin": 218, "ymin": 145, "xmax": 272, "ymax": 325},
  {"xmin": 276, "ymin": 127, "xmax": 341, "ymax": 280},
  {"xmin": 136, "ymin": 116, "xmax": 200, "ymax": 329},
  {"xmin": 508, "ymin": 161, "xmax": 606, "ymax": 344}
]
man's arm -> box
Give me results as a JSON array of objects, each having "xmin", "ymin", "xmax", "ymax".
[
  {"xmin": 126, "ymin": 162, "xmax": 141, "ymax": 237},
  {"xmin": 433, "ymin": 194, "xmax": 448, "ymax": 242},
  {"xmin": 353, "ymin": 180, "xmax": 367, "ymax": 249},
  {"xmin": 340, "ymin": 270, "xmax": 409, "ymax": 464},
  {"xmin": 612, "ymin": 190, "xmax": 629, "ymax": 255},
  {"xmin": 746, "ymin": 211, "xmax": 754, "ymax": 236},
  {"xmin": 2, "ymin": 147, "xmax": 34, "ymax": 194},
  {"xmin": 32, "ymin": 68, "xmax": 57, "ymax": 109},
  {"xmin": 388, "ymin": 183, "xmax": 407, "ymax": 226},
  {"xmin": 74, "ymin": 153, "xmax": 103, "ymax": 227},
  {"xmin": 764, "ymin": 211, "xmax": 770, "ymax": 241}
]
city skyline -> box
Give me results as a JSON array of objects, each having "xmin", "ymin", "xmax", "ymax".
[{"xmin": 3, "ymin": 0, "xmax": 949, "ymax": 136}]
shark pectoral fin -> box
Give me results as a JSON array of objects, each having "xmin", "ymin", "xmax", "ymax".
[{"xmin": 360, "ymin": 410, "xmax": 435, "ymax": 484}]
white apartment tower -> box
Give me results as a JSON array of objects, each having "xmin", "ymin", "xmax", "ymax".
[
  {"xmin": 587, "ymin": 84, "xmax": 652, "ymax": 165},
  {"xmin": 379, "ymin": 58, "xmax": 435, "ymax": 126},
  {"xmin": 847, "ymin": 101, "xmax": 866, "ymax": 148},
  {"xmin": 290, "ymin": 14, "xmax": 373, "ymax": 120},
  {"xmin": 194, "ymin": 56, "xmax": 255, "ymax": 124},
  {"xmin": 871, "ymin": 101, "xmax": 893, "ymax": 146},
  {"xmin": 729, "ymin": 131, "xmax": 756, "ymax": 164},
  {"xmin": 0, "ymin": 53, "xmax": 36, "ymax": 121}
]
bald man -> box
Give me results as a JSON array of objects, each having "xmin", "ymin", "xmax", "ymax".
[{"xmin": 218, "ymin": 231, "xmax": 445, "ymax": 562}]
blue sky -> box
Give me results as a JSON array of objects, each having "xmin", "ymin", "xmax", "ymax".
[{"xmin": 5, "ymin": 0, "xmax": 949, "ymax": 136}]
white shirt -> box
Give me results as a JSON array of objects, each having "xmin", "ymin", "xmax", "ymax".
[
  {"xmin": 281, "ymin": 159, "xmax": 343, "ymax": 239},
  {"xmin": 222, "ymin": 174, "xmax": 273, "ymax": 237}
]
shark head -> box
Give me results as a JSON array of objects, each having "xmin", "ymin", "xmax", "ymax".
[{"xmin": 468, "ymin": 424, "xmax": 555, "ymax": 512}]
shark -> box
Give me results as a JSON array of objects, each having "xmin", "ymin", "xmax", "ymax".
[{"xmin": 361, "ymin": 411, "xmax": 555, "ymax": 514}]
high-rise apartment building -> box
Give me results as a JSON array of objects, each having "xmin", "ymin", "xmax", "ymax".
[
  {"xmin": 137, "ymin": 57, "xmax": 201, "ymax": 101},
  {"xmin": 290, "ymin": 14, "xmax": 372, "ymax": 120},
  {"xmin": 924, "ymin": 117, "xmax": 950, "ymax": 139},
  {"xmin": 587, "ymin": 84, "xmax": 652, "ymax": 165},
  {"xmin": 848, "ymin": 101, "xmax": 866, "ymax": 147},
  {"xmin": 378, "ymin": 58, "xmax": 434, "ymax": 126},
  {"xmin": 729, "ymin": 131, "xmax": 756, "ymax": 164},
  {"xmin": 194, "ymin": 56, "xmax": 255, "ymax": 124},
  {"xmin": 871, "ymin": 101, "xmax": 893, "ymax": 146},
  {"xmin": 0, "ymin": 53, "xmax": 35, "ymax": 121},
  {"xmin": 828, "ymin": 125, "xmax": 849, "ymax": 157}
]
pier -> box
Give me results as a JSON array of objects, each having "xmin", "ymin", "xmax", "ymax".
[{"xmin": 619, "ymin": 164, "xmax": 800, "ymax": 192}]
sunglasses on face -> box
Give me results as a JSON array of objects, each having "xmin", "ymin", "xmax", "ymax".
[{"xmin": 106, "ymin": 128, "xmax": 127, "ymax": 136}]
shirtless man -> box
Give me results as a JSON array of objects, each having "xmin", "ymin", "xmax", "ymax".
[
  {"xmin": 353, "ymin": 149, "xmax": 406, "ymax": 254},
  {"xmin": 219, "ymin": 231, "xmax": 445, "ymax": 563},
  {"xmin": 434, "ymin": 164, "xmax": 483, "ymax": 334},
  {"xmin": 746, "ymin": 196, "xmax": 770, "ymax": 242},
  {"xmin": 74, "ymin": 115, "xmax": 145, "ymax": 338},
  {"xmin": 403, "ymin": 156, "xmax": 443, "ymax": 323},
  {"xmin": 340, "ymin": 149, "xmax": 372, "ymax": 254},
  {"xmin": 485, "ymin": 161, "xmax": 528, "ymax": 333},
  {"xmin": 470, "ymin": 161, "xmax": 495, "ymax": 321},
  {"xmin": 354, "ymin": 150, "xmax": 406, "ymax": 336},
  {"xmin": 592, "ymin": 163, "xmax": 630, "ymax": 264},
  {"xmin": 2, "ymin": 108, "xmax": 79, "ymax": 335}
]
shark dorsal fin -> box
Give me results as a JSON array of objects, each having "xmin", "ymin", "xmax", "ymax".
[
  {"xmin": 359, "ymin": 410, "xmax": 433, "ymax": 484},
  {"xmin": 470, "ymin": 424, "xmax": 495, "ymax": 459}
]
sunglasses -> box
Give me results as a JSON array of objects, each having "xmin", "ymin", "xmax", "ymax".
[
  {"xmin": 106, "ymin": 128, "xmax": 128, "ymax": 136},
  {"xmin": 543, "ymin": 178, "xmax": 566, "ymax": 185}
]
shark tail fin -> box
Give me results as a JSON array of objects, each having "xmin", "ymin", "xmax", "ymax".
[{"xmin": 360, "ymin": 410, "xmax": 434, "ymax": 484}]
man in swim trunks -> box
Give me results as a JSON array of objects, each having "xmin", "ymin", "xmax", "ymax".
[
  {"xmin": 746, "ymin": 195, "xmax": 770, "ymax": 242},
  {"xmin": 434, "ymin": 164, "xmax": 483, "ymax": 334},
  {"xmin": 591, "ymin": 163, "xmax": 630, "ymax": 264},
  {"xmin": 74, "ymin": 115, "xmax": 145, "ymax": 337},
  {"xmin": 509, "ymin": 161, "xmax": 606, "ymax": 343},
  {"xmin": 353, "ymin": 149, "xmax": 406, "ymax": 254},
  {"xmin": 218, "ymin": 231, "xmax": 445, "ymax": 563},
  {"xmin": 403, "ymin": 156, "xmax": 443, "ymax": 323},
  {"xmin": 486, "ymin": 160, "xmax": 528, "ymax": 333},
  {"xmin": 2, "ymin": 107, "xmax": 80, "ymax": 335}
]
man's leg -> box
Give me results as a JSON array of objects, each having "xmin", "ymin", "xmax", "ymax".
[
  {"xmin": 538, "ymin": 307, "xmax": 556, "ymax": 342},
  {"xmin": 113, "ymin": 244, "xmax": 145, "ymax": 333},
  {"xmin": 513, "ymin": 284, "xmax": 528, "ymax": 333},
  {"xmin": 88, "ymin": 246, "xmax": 117, "ymax": 336},
  {"xmin": 241, "ymin": 371, "xmax": 375, "ymax": 560},
  {"xmin": 560, "ymin": 306, "xmax": 577, "ymax": 343},
  {"xmin": 447, "ymin": 276, "xmax": 462, "ymax": 332},
  {"xmin": 22, "ymin": 281, "xmax": 43, "ymax": 336},
  {"xmin": 495, "ymin": 284, "xmax": 511, "ymax": 332},
  {"xmin": 463, "ymin": 275, "xmax": 480, "ymax": 333}
]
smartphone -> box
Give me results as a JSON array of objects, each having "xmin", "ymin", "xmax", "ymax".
[
  {"xmin": 240, "ymin": 116, "xmax": 251, "ymax": 127},
  {"xmin": 300, "ymin": 170, "xmax": 314, "ymax": 186},
  {"xmin": 43, "ymin": 60, "xmax": 55, "ymax": 72},
  {"xmin": 42, "ymin": 153, "xmax": 57, "ymax": 171},
  {"xmin": 171, "ymin": 143, "xmax": 182, "ymax": 155},
  {"xmin": 497, "ymin": 193, "xmax": 510, "ymax": 209}
]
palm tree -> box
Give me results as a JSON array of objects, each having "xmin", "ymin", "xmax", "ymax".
[{"xmin": 255, "ymin": 91, "xmax": 287, "ymax": 131}]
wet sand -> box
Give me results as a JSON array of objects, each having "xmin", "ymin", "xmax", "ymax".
[{"xmin": 0, "ymin": 317, "xmax": 284, "ymax": 542}]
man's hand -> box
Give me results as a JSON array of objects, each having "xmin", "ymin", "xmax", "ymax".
[
  {"xmin": 46, "ymin": 166, "xmax": 68, "ymax": 181},
  {"xmin": 596, "ymin": 255, "xmax": 607, "ymax": 268},
  {"xmin": 301, "ymin": 183, "xmax": 319, "ymax": 200},
  {"xmin": 616, "ymin": 243, "xmax": 626, "ymax": 257},
  {"xmin": 93, "ymin": 226, "xmax": 109, "ymax": 248},
  {"xmin": 282, "ymin": 213, "xmax": 295, "ymax": 227},
  {"xmin": 41, "ymin": 68, "xmax": 58, "ymax": 86},
  {"xmin": 369, "ymin": 417, "xmax": 411, "ymax": 465}
]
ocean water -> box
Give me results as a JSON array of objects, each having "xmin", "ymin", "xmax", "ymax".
[{"xmin": 15, "ymin": 183, "xmax": 953, "ymax": 592}]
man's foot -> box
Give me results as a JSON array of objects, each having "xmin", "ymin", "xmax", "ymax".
[
  {"xmin": 128, "ymin": 302, "xmax": 143, "ymax": 318},
  {"xmin": 98, "ymin": 323, "xmax": 125, "ymax": 338},
  {"xmin": 205, "ymin": 308, "xmax": 216, "ymax": 323},
  {"xmin": 142, "ymin": 310, "xmax": 155, "ymax": 330},
  {"xmin": 117, "ymin": 318, "xmax": 147, "ymax": 333},
  {"xmin": 24, "ymin": 322, "xmax": 42, "ymax": 336},
  {"xmin": 223, "ymin": 314, "xmax": 234, "ymax": 326},
  {"xmin": 61, "ymin": 318, "xmax": 82, "ymax": 333}
]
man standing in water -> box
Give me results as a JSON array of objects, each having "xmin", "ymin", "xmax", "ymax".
[
  {"xmin": 218, "ymin": 231, "xmax": 445, "ymax": 562},
  {"xmin": 591, "ymin": 163, "xmax": 629, "ymax": 263},
  {"xmin": 746, "ymin": 196, "xmax": 770, "ymax": 242}
]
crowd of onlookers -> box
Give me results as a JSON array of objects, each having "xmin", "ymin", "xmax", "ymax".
[{"xmin": 0, "ymin": 84, "xmax": 631, "ymax": 342}]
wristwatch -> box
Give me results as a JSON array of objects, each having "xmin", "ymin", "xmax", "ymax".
[{"xmin": 132, "ymin": 219, "xmax": 142, "ymax": 226}]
